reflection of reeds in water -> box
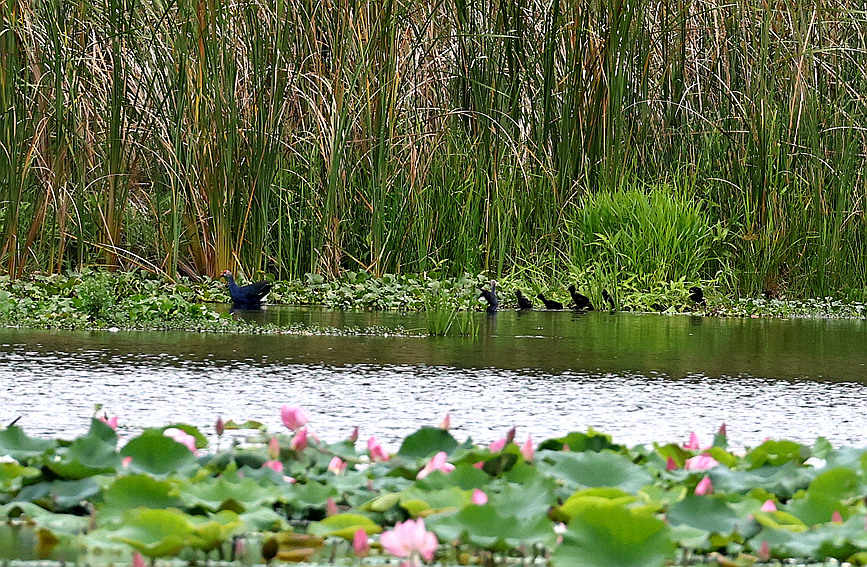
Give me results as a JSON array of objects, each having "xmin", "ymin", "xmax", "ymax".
[
  {"xmin": 2, "ymin": 0, "xmax": 867, "ymax": 296},
  {"xmin": 425, "ymin": 293, "xmax": 479, "ymax": 338}
]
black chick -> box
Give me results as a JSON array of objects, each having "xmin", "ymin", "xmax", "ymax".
[
  {"xmin": 688, "ymin": 286, "xmax": 706, "ymax": 306},
  {"xmin": 568, "ymin": 284, "xmax": 594, "ymax": 311},
  {"xmin": 602, "ymin": 289, "xmax": 616, "ymax": 311},
  {"xmin": 515, "ymin": 290, "xmax": 533, "ymax": 310},
  {"xmin": 536, "ymin": 293, "xmax": 563, "ymax": 310},
  {"xmin": 479, "ymin": 280, "xmax": 498, "ymax": 313}
]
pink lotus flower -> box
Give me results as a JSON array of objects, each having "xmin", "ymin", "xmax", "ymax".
[
  {"xmin": 380, "ymin": 518, "xmax": 438, "ymax": 562},
  {"xmin": 368, "ymin": 437, "xmax": 389, "ymax": 462},
  {"xmin": 718, "ymin": 422, "xmax": 727, "ymax": 437},
  {"xmin": 665, "ymin": 457, "xmax": 678, "ymax": 471},
  {"xmin": 685, "ymin": 454, "xmax": 719, "ymax": 471},
  {"xmin": 348, "ymin": 426, "xmax": 359, "ymax": 443},
  {"xmin": 328, "ymin": 456, "xmax": 347, "ymax": 475},
  {"xmin": 281, "ymin": 405, "xmax": 309, "ymax": 431},
  {"xmin": 684, "ymin": 432, "xmax": 701, "ymax": 450},
  {"xmin": 417, "ymin": 451, "xmax": 455, "ymax": 479},
  {"xmin": 760, "ymin": 500, "xmax": 777, "ymax": 512},
  {"xmin": 471, "ymin": 489, "xmax": 488, "ymax": 505},
  {"xmin": 263, "ymin": 460, "xmax": 283, "ymax": 473},
  {"xmin": 440, "ymin": 414, "xmax": 450, "ymax": 430},
  {"xmin": 489, "ymin": 438, "xmax": 506, "ymax": 452},
  {"xmin": 472, "ymin": 461, "xmax": 485, "ymax": 469},
  {"xmin": 326, "ymin": 497, "xmax": 338, "ymax": 516},
  {"xmin": 562, "ymin": 443, "xmax": 570, "ymax": 452},
  {"xmin": 163, "ymin": 428, "xmax": 196, "ymax": 452},
  {"xmin": 290, "ymin": 427, "xmax": 308, "ymax": 451},
  {"xmin": 521, "ymin": 436, "xmax": 534, "ymax": 462},
  {"xmin": 694, "ymin": 475, "xmax": 713, "ymax": 495},
  {"xmin": 99, "ymin": 415, "xmax": 118, "ymax": 430},
  {"xmin": 132, "ymin": 552, "xmax": 146, "ymax": 567},
  {"xmin": 268, "ymin": 437, "xmax": 280, "ymax": 460},
  {"xmin": 832, "ymin": 510, "xmax": 843, "ymax": 523},
  {"xmin": 215, "ymin": 416, "xmax": 225, "ymax": 437},
  {"xmin": 122, "ymin": 456, "xmax": 133, "ymax": 468},
  {"xmin": 233, "ymin": 537, "xmax": 245, "ymax": 558},
  {"xmin": 353, "ymin": 528, "xmax": 369, "ymax": 557},
  {"xmin": 283, "ymin": 475, "xmax": 296, "ymax": 484},
  {"xmin": 758, "ymin": 540, "xmax": 770, "ymax": 561}
]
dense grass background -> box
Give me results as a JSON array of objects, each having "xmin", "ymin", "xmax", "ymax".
[{"xmin": 1, "ymin": 0, "xmax": 865, "ymax": 297}]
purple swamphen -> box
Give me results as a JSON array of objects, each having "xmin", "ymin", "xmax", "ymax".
[{"xmin": 221, "ymin": 270, "xmax": 272, "ymax": 308}]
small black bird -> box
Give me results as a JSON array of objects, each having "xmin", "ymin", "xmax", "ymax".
[
  {"xmin": 515, "ymin": 290, "xmax": 533, "ymax": 310},
  {"xmin": 602, "ymin": 289, "xmax": 616, "ymax": 311},
  {"xmin": 479, "ymin": 280, "xmax": 499, "ymax": 313},
  {"xmin": 688, "ymin": 286, "xmax": 706, "ymax": 306},
  {"xmin": 536, "ymin": 293, "xmax": 563, "ymax": 310},
  {"xmin": 221, "ymin": 270, "xmax": 272, "ymax": 308},
  {"xmin": 568, "ymin": 285, "xmax": 594, "ymax": 311}
]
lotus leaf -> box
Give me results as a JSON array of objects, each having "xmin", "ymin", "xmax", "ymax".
[
  {"xmin": 110, "ymin": 508, "xmax": 196, "ymax": 557},
  {"xmin": 538, "ymin": 450, "xmax": 652, "ymax": 493},
  {"xmin": 0, "ymin": 427, "xmax": 55, "ymax": 463},
  {"xmin": 551, "ymin": 500, "xmax": 675, "ymax": 567},
  {"xmin": 307, "ymin": 513, "xmax": 381, "ymax": 539},
  {"xmin": 427, "ymin": 502, "xmax": 555, "ymax": 550},
  {"xmin": 121, "ymin": 432, "xmax": 197, "ymax": 476},
  {"xmin": 397, "ymin": 427, "xmax": 458, "ymax": 460},
  {"xmin": 181, "ymin": 476, "xmax": 280, "ymax": 512}
]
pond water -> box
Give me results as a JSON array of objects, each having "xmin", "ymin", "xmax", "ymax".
[{"xmin": 2, "ymin": 307, "xmax": 867, "ymax": 449}]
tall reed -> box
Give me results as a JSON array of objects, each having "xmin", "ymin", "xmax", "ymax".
[{"xmin": 1, "ymin": 0, "xmax": 865, "ymax": 298}]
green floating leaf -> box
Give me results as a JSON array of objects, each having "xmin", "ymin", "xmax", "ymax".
[
  {"xmin": 308, "ymin": 513, "xmax": 382, "ymax": 540},
  {"xmin": 110, "ymin": 508, "xmax": 195, "ymax": 557},
  {"xmin": 98, "ymin": 475, "xmax": 183, "ymax": 525},
  {"xmin": 746, "ymin": 440, "xmax": 809, "ymax": 468},
  {"xmin": 558, "ymin": 488, "xmax": 636, "ymax": 522},
  {"xmin": 286, "ymin": 480, "xmax": 339, "ymax": 510},
  {"xmin": 17, "ymin": 478, "xmax": 102, "ymax": 511},
  {"xmin": 551, "ymin": 500, "xmax": 675, "ymax": 567},
  {"xmin": 0, "ymin": 462, "xmax": 40, "ymax": 492},
  {"xmin": 538, "ymin": 429, "xmax": 621, "ymax": 453},
  {"xmin": 666, "ymin": 495, "xmax": 741, "ymax": 536},
  {"xmin": 538, "ymin": 451, "xmax": 652, "ymax": 493},
  {"xmin": 0, "ymin": 427, "xmax": 55, "ymax": 463},
  {"xmin": 397, "ymin": 427, "xmax": 458, "ymax": 460},
  {"xmin": 0, "ymin": 502, "xmax": 89, "ymax": 535},
  {"xmin": 427, "ymin": 504, "xmax": 555, "ymax": 551},
  {"xmin": 786, "ymin": 467, "xmax": 859, "ymax": 526},
  {"xmin": 181, "ymin": 476, "xmax": 280, "ymax": 513},
  {"xmin": 121, "ymin": 432, "xmax": 196, "ymax": 477},
  {"xmin": 45, "ymin": 428, "xmax": 119, "ymax": 480},
  {"xmin": 488, "ymin": 474, "xmax": 557, "ymax": 520},
  {"xmin": 189, "ymin": 510, "xmax": 243, "ymax": 551},
  {"xmin": 400, "ymin": 487, "xmax": 468, "ymax": 517}
]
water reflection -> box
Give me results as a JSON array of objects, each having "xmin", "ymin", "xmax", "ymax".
[{"xmin": 1, "ymin": 307, "xmax": 866, "ymax": 448}]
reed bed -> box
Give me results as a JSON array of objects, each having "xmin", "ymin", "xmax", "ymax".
[{"xmin": 1, "ymin": 0, "xmax": 865, "ymax": 297}]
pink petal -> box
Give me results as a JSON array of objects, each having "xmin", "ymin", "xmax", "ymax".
[
  {"xmin": 347, "ymin": 426, "xmax": 359, "ymax": 443},
  {"xmin": 352, "ymin": 528, "xmax": 369, "ymax": 557},
  {"xmin": 328, "ymin": 456, "xmax": 346, "ymax": 474},
  {"xmin": 472, "ymin": 461, "xmax": 485, "ymax": 469},
  {"xmin": 268, "ymin": 437, "xmax": 280, "ymax": 460},
  {"xmin": 760, "ymin": 499, "xmax": 777, "ymax": 512},
  {"xmin": 122, "ymin": 456, "xmax": 133, "ymax": 468},
  {"xmin": 520, "ymin": 436, "xmax": 534, "ymax": 462},
  {"xmin": 99, "ymin": 416, "xmax": 119, "ymax": 430},
  {"xmin": 215, "ymin": 416, "xmax": 224, "ymax": 436},
  {"xmin": 132, "ymin": 552, "xmax": 146, "ymax": 567},
  {"xmin": 163, "ymin": 428, "xmax": 196, "ymax": 452},
  {"xmin": 665, "ymin": 457, "xmax": 678, "ymax": 471},
  {"xmin": 263, "ymin": 460, "xmax": 283, "ymax": 473},
  {"xmin": 280, "ymin": 405, "xmax": 309, "ymax": 430},
  {"xmin": 685, "ymin": 454, "xmax": 719, "ymax": 471},
  {"xmin": 326, "ymin": 497, "xmax": 338, "ymax": 516},
  {"xmin": 489, "ymin": 438, "xmax": 506, "ymax": 452},
  {"xmin": 290, "ymin": 427, "xmax": 308, "ymax": 451},
  {"xmin": 471, "ymin": 489, "xmax": 488, "ymax": 505},
  {"xmin": 758, "ymin": 540, "xmax": 770, "ymax": 561},
  {"xmin": 694, "ymin": 475, "xmax": 713, "ymax": 495},
  {"xmin": 440, "ymin": 413, "xmax": 451, "ymax": 430},
  {"xmin": 684, "ymin": 431, "xmax": 701, "ymax": 450},
  {"xmin": 718, "ymin": 422, "xmax": 727, "ymax": 437},
  {"xmin": 832, "ymin": 510, "xmax": 843, "ymax": 523}
]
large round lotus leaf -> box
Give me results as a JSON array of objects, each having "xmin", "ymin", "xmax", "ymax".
[
  {"xmin": 286, "ymin": 480, "xmax": 339, "ymax": 510},
  {"xmin": 416, "ymin": 464, "xmax": 489, "ymax": 490},
  {"xmin": 110, "ymin": 508, "xmax": 195, "ymax": 557},
  {"xmin": 427, "ymin": 503, "xmax": 555, "ymax": 550},
  {"xmin": 45, "ymin": 432, "xmax": 119, "ymax": 480},
  {"xmin": 0, "ymin": 463, "xmax": 40, "ymax": 492},
  {"xmin": 0, "ymin": 427, "xmax": 55, "ymax": 463},
  {"xmin": 239, "ymin": 508, "xmax": 286, "ymax": 531},
  {"xmin": 120, "ymin": 433, "xmax": 196, "ymax": 477},
  {"xmin": 180, "ymin": 477, "xmax": 280, "ymax": 512},
  {"xmin": 307, "ymin": 513, "xmax": 382, "ymax": 540},
  {"xmin": 558, "ymin": 488, "xmax": 636, "ymax": 522},
  {"xmin": 538, "ymin": 451, "xmax": 652, "ymax": 493},
  {"xmin": 99, "ymin": 475, "xmax": 182, "ymax": 522},
  {"xmin": 746, "ymin": 440, "xmax": 809, "ymax": 468},
  {"xmin": 397, "ymin": 427, "xmax": 458, "ymax": 460},
  {"xmin": 666, "ymin": 495, "xmax": 741, "ymax": 535},
  {"xmin": 399, "ymin": 487, "xmax": 468, "ymax": 516},
  {"xmin": 551, "ymin": 500, "xmax": 675, "ymax": 567},
  {"xmin": 488, "ymin": 475, "xmax": 556, "ymax": 520},
  {"xmin": 0, "ymin": 502, "xmax": 89, "ymax": 534},
  {"xmin": 189, "ymin": 510, "xmax": 242, "ymax": 551},
  {"xmin": 538, "ymin": 429, "xmax": 620, "ymax": 453},
  {"xmin": 17, "ymin": 478, "xmax": 102, "ymax": 511},
  {"xmin": 708, "ymin": 463, "xmax": 813, "ymax": 498}
]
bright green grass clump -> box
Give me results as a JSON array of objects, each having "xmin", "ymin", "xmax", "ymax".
[{"xmin": 1, "ymin": 415, "xmax": 866, "ymax": 566}]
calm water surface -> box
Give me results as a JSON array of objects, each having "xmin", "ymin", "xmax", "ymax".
[{"xmin": 2, "ymin": 307, "xmax": 867, "ymax": 449}]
